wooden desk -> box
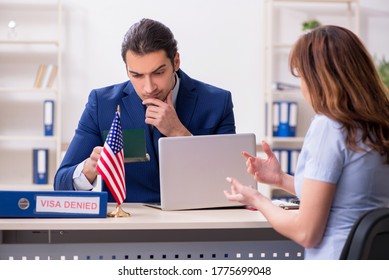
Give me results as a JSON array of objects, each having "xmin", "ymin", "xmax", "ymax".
[{"xmin": 0, "ymin": 203, "xmax": 303, "ymax": 260}]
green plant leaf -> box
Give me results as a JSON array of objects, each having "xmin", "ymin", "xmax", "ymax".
[
  {"xmin": 302, "ymin": 20, "xmax": 321, "ymax": 31},
  {"xmin": 377, "ymin": 57, "xmax": 389, "ymax": 89}
]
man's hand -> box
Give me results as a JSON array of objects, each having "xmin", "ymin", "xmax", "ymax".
[
  {"xmin": 142, "ymin": 92, "xmax": 191, "ymax": 136},
  {"xmin": 82, "ymin": 146, "xmax": 103, "ymax": 183}
]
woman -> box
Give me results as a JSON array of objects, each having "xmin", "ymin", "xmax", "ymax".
[{"xmin": 225, "ymin": 25, "xmax": 389, "ymax": 259}]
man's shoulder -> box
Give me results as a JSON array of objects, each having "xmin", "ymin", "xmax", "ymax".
[
  {"xmin": 88, "ymin": 81, "xmax": 133, "ymax": 104},
  {"xmin": 179, "ymin": 69, "xmax": 231, "ymax": 96},
  {"xmin": 93, "ymin": 80, "xmax": 132, "ymax": 94}
]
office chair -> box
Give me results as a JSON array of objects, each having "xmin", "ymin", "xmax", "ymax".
[{"xmin": 340, "ymin": 208, "xmax": 389, "ymax": 260}]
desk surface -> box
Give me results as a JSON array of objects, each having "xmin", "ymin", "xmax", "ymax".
[{"xmin": 0, "ymin": 203, "xmax": 270, "ymax": 231}]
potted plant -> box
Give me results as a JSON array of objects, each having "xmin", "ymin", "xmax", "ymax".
[
  {"xmin": 302, "ymin": 19, "xmax": 321, "ymax": 32},
  {"xmin": 377, "ymin": 56, "xmax": 389, "ymax": 89}
]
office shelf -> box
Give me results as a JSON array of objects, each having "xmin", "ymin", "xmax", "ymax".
[
  {"xmin": 0, "ymin": 0, "xmax": 62, "ymax": 189},
  {"xmin": 0, "ymin": 39, "xmax": 59, "ymax": 45},
  {"xmin": 0, "ymin": 184, "xmax": 53, "ymax": 191},
  {"xmin": 263, "ymin": 0, "xmax": 360, "ymax": 197},
  {"xmin": 0, "ymin": 87, "xmax": 58, "ymax": 93},
  {"xmin": 0, "ymin": 136, "xmax": 58, "ymax": 141}
]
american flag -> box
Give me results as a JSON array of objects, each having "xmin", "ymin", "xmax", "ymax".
[{"xmin": 96, "ymin": 110, "xmax": 126, "ymax": 205}]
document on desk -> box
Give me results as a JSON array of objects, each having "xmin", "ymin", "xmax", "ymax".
[
  {"xmin": 272, "ymin": 199, "xmax": 300, "ymax": 210},
  {"xmin": 0, "ymin": 190, "xmax": 108, "ymax": 218}
]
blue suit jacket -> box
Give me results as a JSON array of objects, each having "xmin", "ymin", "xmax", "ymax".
[{"xmin": 54, "ymin": 69, "xmax": 236, "ymax": 203}]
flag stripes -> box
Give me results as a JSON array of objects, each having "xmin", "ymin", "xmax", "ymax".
[
  {"xmin": 96, "ymin": 110, "xmax": 126, "ymax": 205},
  {"xmin": 97, "ymin": 145, "xmax": 125, "ymax": 204}
]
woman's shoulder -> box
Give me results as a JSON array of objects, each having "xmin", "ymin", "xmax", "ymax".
[
  {"xmin": 312, "ymin": 114, "xmax": 339, "ymax": 125},
  {"xmin": 306, "ymin": 114, "xmax": 345, "ymax": 145},
  {"xmin": 310, "ymin": 114, "xmax": 343, "ymax": 133}
]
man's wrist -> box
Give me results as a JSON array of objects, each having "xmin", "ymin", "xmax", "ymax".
[{"xmin": 82, "ymin": 160, "xmax": 98, "ymax": 184}]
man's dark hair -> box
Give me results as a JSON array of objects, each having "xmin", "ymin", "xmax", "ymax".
[{"xmin": 121, "ymin": 18, "xmax": 178, "ymax": 66}]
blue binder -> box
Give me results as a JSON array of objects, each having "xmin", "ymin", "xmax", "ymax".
[
  {"xmin": 289, "ymin": 149, "xmax": 301, "ymax": 175},
  {"xmin": 33, "ymin": 148, "xmax": 48, "ymax": 184},
  {"xmin": 278, "ymin": 101, "xmax": 289, "ymax": 137},
  {"xmin": 0, "ymin": 190, "xmax": 108, "ymax": 218},
  {"xmin": 273, "ymin": 148, "xmax": 301, "ymax": 175},
  {"xmin": 272, "ymin": 102, "xmax": 280, "ymax": 136},
  {"xmin": 44, "ymin": 100, "xmax": 54, "ymax": 136},
  {"xmin": 288, "ymin": 102, "xmax": 298, "ymax": 137},
  {"xmin": 273, "ymin": 101, "xmax": 298, "ymax": 137}
]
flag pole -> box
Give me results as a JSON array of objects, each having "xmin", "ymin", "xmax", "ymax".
[{"xmin": 106, "ymin": 104, "xmax": 130, "ymax": 218}]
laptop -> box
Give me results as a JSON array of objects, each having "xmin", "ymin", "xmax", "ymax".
[{"xmin": 145, "ymin": 133, "xmax": 257, "ymax": 210}]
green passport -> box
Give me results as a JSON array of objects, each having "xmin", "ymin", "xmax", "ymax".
[{"xmin": 103, "ymin": 128, "xmax": 150, "ymax": 163}]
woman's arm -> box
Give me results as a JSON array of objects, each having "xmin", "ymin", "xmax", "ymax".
[{"xmin": 225, "ymin": 177, "xmax": 336, "ymax": 248}]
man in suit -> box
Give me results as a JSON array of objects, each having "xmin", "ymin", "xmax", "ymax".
[{"xmin": 54, "ymin": 18, "xmax": 236, "ymax": 203}]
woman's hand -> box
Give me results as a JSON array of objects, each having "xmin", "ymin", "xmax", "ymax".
[
  {"xmin": 242, "ymin": 140, "xmax": 284, "ymax": 187},
  {"xmin": 224, "ymin": 177, "xmax": 261, "ymax": 206}
]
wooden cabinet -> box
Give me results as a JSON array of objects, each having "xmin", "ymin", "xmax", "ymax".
[{"xmin": 0, "ymin": 0, "xmax": 62, "ymax": 189}]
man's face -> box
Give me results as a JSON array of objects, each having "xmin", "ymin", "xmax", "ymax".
[{"xmin": 125, "ymin": 49, "xmax": 180, "ymax": 101}]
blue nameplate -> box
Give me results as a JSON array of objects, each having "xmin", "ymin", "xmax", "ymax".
[{"xmin": 0, "ymin": 190, "xmax": 108, "ymax": 218}]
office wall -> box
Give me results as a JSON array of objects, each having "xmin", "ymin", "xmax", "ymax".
[{"xmin": 61, "ymin": 0, "xmax": 389, "ymax": 144}]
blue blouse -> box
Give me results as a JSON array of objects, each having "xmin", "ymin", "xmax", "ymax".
[{"xmin": 294, "ymin": 115, "xmax": 389, "ymax": 259}]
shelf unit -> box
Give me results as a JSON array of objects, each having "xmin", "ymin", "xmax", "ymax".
[
  {"xmin": 262, "ymin": 0, "xmax": 360, "ymax": 198},
  {"xmin": 0, "ymin": 0, "xmax": 62, "ymax": 190}
]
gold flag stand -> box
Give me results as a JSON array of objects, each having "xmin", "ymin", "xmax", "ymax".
[{"xmin": 107, "ymin": 204, "xmax": 131, "ymax": 218}]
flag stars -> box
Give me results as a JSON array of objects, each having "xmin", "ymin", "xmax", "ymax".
[{"xmin": 106, "ymin": 113, "xmax": 123, "ymax": 154}]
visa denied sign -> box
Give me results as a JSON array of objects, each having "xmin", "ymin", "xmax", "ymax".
[{"xmin": 36, "ymin": 196, "xmax": 100, "ymax": 214}]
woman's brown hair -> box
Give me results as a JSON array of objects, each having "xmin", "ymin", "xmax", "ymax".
[{"xmin": 289, "ymin": 25, "xmax": 389, "ymax": 163}]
